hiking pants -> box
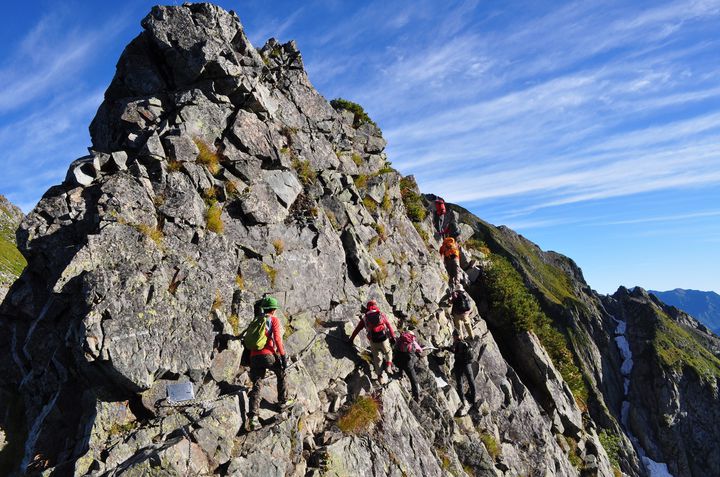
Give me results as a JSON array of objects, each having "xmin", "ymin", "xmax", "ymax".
[
  {"xmin": 370, "ymin": 339, "xmax": 393, "ymax": 377},
  {"xmin": 248, "ymin": 354, "xmax": 287, "ymax": 417},
  {"xmin": 452, "ymin": 311, "xmax": 475, "ymax": 339},
  {"xmin": 444, "ymin": 256, "xmax": 460, "ymax": 286},
  {"xmin": 453, "ymin": 363, "xmax": 477, "ymax": 405},
  {"xmin": 395, "ymin": 352, "xmax": 420, "ymax": 400}
]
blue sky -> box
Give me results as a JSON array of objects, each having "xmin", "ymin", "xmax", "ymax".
[{"xmin": 1, "ymin": 0, "xmax": 719, "ymax": 294}]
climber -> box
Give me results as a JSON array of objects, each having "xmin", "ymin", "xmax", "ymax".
[
  {"xmin": 444, "ymin": 330, "xmax": 478, "ymax": 416},
  {"xmin": 441, "ymin": 218, "xmax": 461, "ymax": 240},
  {"xmin": 449, "ymin": 285, "xmax": 475, "ymax": 340},
  {"xmin": 434, "ymin": 197, "xmax": 447, "ymax": 234},
  {"xmin": 440, "ymin": 236, "xmax": 462, "ymax": 287},
  {"xmin": 244, "ymin": 296, "xmax": 291, "ymax": 431},
  {"xmin": 348, "ymin": 300, "xmax": 397, "ymax": 384},
  {"xmin": 393, "ymin": 330, "xmax": 423, "ymax": 401}
]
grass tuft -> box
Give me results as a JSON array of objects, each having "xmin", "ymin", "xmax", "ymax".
[
  {"xmin": 292, "ymin": 158, "xmax": 317, "ymax": 185},
  {"xmin": 202, "ymin": 186, "xmax": 220, "ymax": 206},
  {"xmin": 167, "ymin": 159, "xmax": 183, "ymax": 172},
  {"xmin": 480, "ymin": 432, "xmax": 501, "ymax": 460},
  {"xmin": 206, "ymin": 204, "xmax": 224, "ymax": 233},
  {"xmin": 228, "ymin": 314, "xmax": 240, "ymax": 335},
  {"xmin": 211, "ymin": 291, "xmax": 223, "ymax": 312},
  {"xmin": 373, "ymin": 223, "xmax": 387, "ymax": 243},
  {"xmin": 135, "ymin": 223, "xmax": 163, "ymax": 246},
  {"xmin": 273, "ymin": 239, "xmax": 285, "ymax": 255},
  {"xmin": 413, "ymin": 222, "xmax": 429, "ymax": 243},
  {"xmin": 363, "ymin": 196, "xmax": 378, "ymax": 213},
  {"xmin": 372, "ymin": 258, "xmax": 388, "ymax": 284},
  {"xmin": 262, "ymin": 263, "xmax": 278, "ymax": 288},
  {"xmin": 465, "ymin": 237, "xmax": 491, "ymax": 255},
  {"xmin": 354, "ymin": 174, "xmax": 369, "ymax": 189},
  {"xmin": 381, "ymin": 189, "xmax": 392, "ymax": 212},
  {"xmin": 337, "ymin": 395, "xmax": 381, "ymax": 434},
  {"xmin": 194, "ymin": 139, "xmax": 221, "ymax": 175}
]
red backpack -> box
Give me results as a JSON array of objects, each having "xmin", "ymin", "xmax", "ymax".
[
  {"xmin": 396, "ymin": 332, "xmax": 419, "ymax": 353},
  {"xmin": 365, "ymin": 310, "xmax": 387, "ymax": 342}
]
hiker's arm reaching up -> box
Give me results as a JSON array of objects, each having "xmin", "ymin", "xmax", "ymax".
[{"xmin": 348, "ymin": 319, "xmax": 364, "ymax": 342}]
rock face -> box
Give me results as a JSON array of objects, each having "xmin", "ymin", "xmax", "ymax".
[
  {"xmin": 0, "ymin": 195, "xmax": 25, "ymax": 301},
  {"xmin": 0, "ymin": 3, "xmax": 717, "ymax": 477}
]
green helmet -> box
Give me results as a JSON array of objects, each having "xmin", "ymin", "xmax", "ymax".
[{"xmin": 262, "ymin": 296, "xmax": 280, "ymax": 311}]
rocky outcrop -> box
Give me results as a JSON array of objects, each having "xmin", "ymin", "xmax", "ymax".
[
  {"xmin": 603, "ymin": 287, "xmax": 720, "ymax": 476},
  {"xmin": 0, "ymin": 195, "xmax": 25, "ymax": 301},
  {"xmin": 0, "ymin": 3, "xmax": 717, "ymax": 477}
]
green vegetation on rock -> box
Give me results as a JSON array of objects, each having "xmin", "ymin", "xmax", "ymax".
[
  {"xmin": 292, "ymin": 158, "xmax": 317, "ymax": 185},
  {"xmin": 484, "ymin": 254, "xmax": 589, "ymax": 409},
  {"xmin": 330, "ymin": 98, "xmax": 377, "ymax": 128},
  {"xmin": 399, "ymin": 177, "xmax": 426, "ymax": 223},
  {"xmin": 0, "ymin": 200, "xmax": 27, "ymax": 287},
  {"xmin": 337, "ymin": 395, "xmax": 380, "ymax": 434},
  {"xmin": 480, "ymin": 431, "xmax": 501, "ymax": 459},
  {"xmin": 512, "ymin": 240, "xmax": 576, "ymax": 306},
  {"xmin": 194, "ymin": 138, "xmax": 221, "ymax": 175},
  {"xmin": 654, "ymin": 311, "xmax": 720, "ymax": 383},
  {"xmin": 598, "ymin": 429, "xmax": 622, "ymax": 467}
]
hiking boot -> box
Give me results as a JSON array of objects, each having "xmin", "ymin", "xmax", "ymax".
[{"xmin": 245, "ymin": 416, "xmax": 261, "ymax": 432}]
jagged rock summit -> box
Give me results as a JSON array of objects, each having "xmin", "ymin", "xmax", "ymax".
[{"xmin": 1, "ymin": 3, "xmax": 719, "ymax": 477}]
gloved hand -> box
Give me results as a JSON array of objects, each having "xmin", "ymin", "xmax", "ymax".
[
  {"xmin": 389, "ymin": 336, "xmax": 396, "ymax": 346},
  {"xmin": 279, "ymin": 355, "xmax": 288, "ymax": 370}
]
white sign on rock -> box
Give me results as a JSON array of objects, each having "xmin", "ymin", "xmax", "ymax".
[{"xmin": 167, "ymin": 382, "xmax": 195, "ymax": 403}]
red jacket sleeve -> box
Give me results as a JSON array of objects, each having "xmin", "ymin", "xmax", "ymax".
[
  {"xmin": 349, "ymin": 318, "xmax": 364, "ymax": 341},
  {"xmin": 272, "ymin": 315, "xmax": 285, "ymax": 356}
]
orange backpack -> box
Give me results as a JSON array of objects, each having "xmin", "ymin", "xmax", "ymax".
[{"xmin": 441, "ymin": 237, "xmax": 459, "ymax": 258}]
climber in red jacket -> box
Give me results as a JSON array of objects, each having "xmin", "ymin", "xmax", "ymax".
[{"xmin": 349, "ymin": 300, "xmax": 397, "ymax": 384}]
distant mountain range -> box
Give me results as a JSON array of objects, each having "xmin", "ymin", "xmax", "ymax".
[{"xmin": 650, "ymin": 288, "xmax": 720, "ymax": 334}]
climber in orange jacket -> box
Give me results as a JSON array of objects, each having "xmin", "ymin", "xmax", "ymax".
[{"xmin": 440, "ymin": 237, "xmax": 462, "ymax": 287}]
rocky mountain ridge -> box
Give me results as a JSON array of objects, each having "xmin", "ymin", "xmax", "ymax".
[
  {"xmin": 649, "ymin": 289, "xmax": 720, "ymax": 335},
  {"xmin": 0, "ymin": 3, "xmax": 718, "ymax": 476}
]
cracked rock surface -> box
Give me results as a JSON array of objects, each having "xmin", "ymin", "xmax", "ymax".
[{"xmin": 0, "ymin": 4, "xmax": 718, "ymax": 477}]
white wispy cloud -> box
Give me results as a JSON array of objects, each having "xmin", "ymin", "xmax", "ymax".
[
  {"xmin": 0, "ymin": 11, "xmax": 129, "ymax": 114},
  {"xmin": 596, "ymin": 210, "xmax": 720, "ymax": 226}
]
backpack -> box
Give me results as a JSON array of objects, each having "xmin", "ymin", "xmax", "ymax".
[
  {"xmin": 243, "ymin": 315, "xmax": 272, "ymax": 351},
  {"xmin": 396, "ymin": 332, "xmax": 418, "ymax": 353},
  {"xmin": 455, "ymin": 340, "xmax": 473, "ymax": 365},
  {"xmin": 441, "ymin": 237, "xmax": 459, "ymax": 258},
  {"xmin": 454, "ymin": 291, "xmax": 471, "ymax": 313},
  {"xmin": 365, "ymin": 310, "xmax": 387, "ymax": 342}
]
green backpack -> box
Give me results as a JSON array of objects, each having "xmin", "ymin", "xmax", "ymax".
[{"xmin": 243, "ymin": 315, "xmax": 272, "ymax": 351}]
